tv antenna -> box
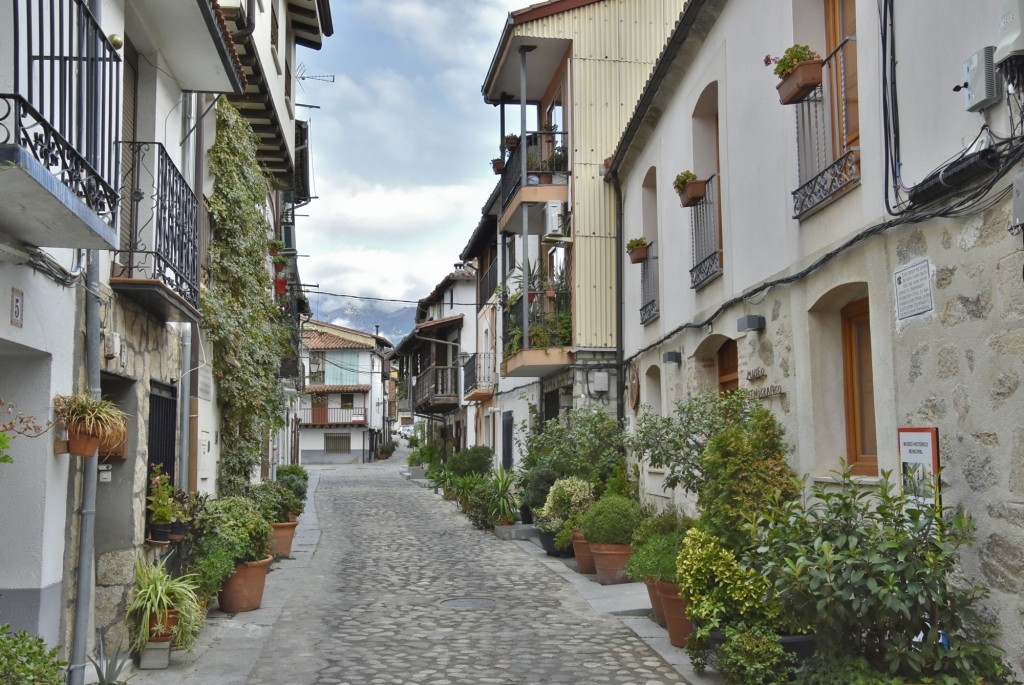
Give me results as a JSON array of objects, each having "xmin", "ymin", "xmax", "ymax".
[{"xmin": 296, "ymin": 63, "xmax": 335, "ymax": 91}]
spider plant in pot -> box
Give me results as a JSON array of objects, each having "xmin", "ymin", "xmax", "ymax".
[
  {"xmin": 53, "ymin": 393, "xmax": 127, "ymax": 457},
  {"xmin": 125, "ymin": 553, "xmax": 203, "ymax": 652}
]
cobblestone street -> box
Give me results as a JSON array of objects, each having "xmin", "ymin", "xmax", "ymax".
[{"xmin": 130, "ymin": 450, "xmax": 695, "ymax": 685}]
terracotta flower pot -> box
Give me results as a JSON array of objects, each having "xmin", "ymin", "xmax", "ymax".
[
  {"xmin": 678, "ymin": 180, "xmax": 707, "ymax": 207},
  {"xmin": 627, "ymin": 244, "xmax": 648, "ymax": 264},
  {"xmin": 271, "ymin": 520, "xmax": 298, "ymax": 557},
  {"xmin": 655, "ymin": 580, "xmax": 694, "ymax": 647},
  {"xmin": 67, "ymin": 429, "xmax": 101, "ymax": 457},
  {"xmin": 570, "ymin": 530, "xmax": 596, "ymax": 574},
  {"xmin": 147, "ymin": 608, "xmax": 179, "ymax": 643},
  {"xmin": 777, "ymin": 59, "xmax": 823, "ymax": 105},
  {"xmin": 589, "ymin": 542, "xmax": 632, "ymax": 585},
  {"xmin": 218, "ymin": 555, "xmax": 273, "ymax": 613},
  {"xmin": 645, "ymin": 578, "xmax": 666, "ymax": 627}
]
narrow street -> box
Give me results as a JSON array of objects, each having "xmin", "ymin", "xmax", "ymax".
[{"xmin": 129, "ymin": 447, "xmax": 694, "ymax": 685}]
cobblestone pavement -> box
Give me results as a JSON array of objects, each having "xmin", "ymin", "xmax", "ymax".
[{"xmin": 129, "ymin": 451, "xmax": 691, "ymax": 685}]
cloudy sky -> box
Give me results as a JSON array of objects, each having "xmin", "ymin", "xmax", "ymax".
[{"xmin": 294, "ymin": 0, "xmax": 525, "ymax": 319}]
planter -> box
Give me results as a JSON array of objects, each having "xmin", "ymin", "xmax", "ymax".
[
  {"xmin": 271, "ymin": 520, "xmax": 298, "ymax": 557},
  {"xmin": 780, "ymin": 633, "xmax": 817, "ymax": 666},
  {"xmin": 677, "ymin": 180, "xmax": 707, "ymax": 208},
  {"xmin": 273, "ymin": 261, "xmax": 285, "ymax": 273},
  {"xmin": 589, "ymin": 542, "xmax": 632, "ymax": 585},
  {"xmin": 505, "ymin": 136, "xmax": 519, "ymax": 151},
  {"xmin": 168, "ymin": 521, "xmax": 186, "ymax": 542},
  {"xmin": 627, "ymin": 244, "xmax": 648, "ymax": 264},
  {"xmin": 67, "ymin": 429, "xmax": 101, "ymax": 457},
  {"xmin": 656, "ymin": 580, "xmax": 694, "ymax": 648},
  {"xmin": 537, "ymin": 530, "xmax": 573, "ymax": 558},
  {"xmin": 269, "ymin": 245, "xmax": 280, "ymax": 256},
  {"xmin": 519, "ymin": 505, "xmax": 534, "ymax": 525},
  {"xmin": 777, "ymin": 59, "xmax": 823, "ymax": 105},
  {"xmin": 274, "ymin": 278, "xmax": 287, "ymax": 295},
  {"xmin": 570, "ymin": 530, "xmax": 596, "ymax": 574},
  {"xmin": 492, "ymin": 159, "xmax": 505, "ymax": 174},
  {"xmin": 645, "ymin": 579, "xmax": 666, "ymax": 627},
  {"xmin": 149, "ymin": 523, "xmax": 172, "ymax": 543},
  {"xmin": 217, "ymin": 555, "xmax": 273, "ymax": 613},
  {"xmin": 147, "ymin": 608, "xmax": 179, "ymax": 643},
  {"xmin": 538, "ymin": 172, "xmax": 553, "ymax": 184}
]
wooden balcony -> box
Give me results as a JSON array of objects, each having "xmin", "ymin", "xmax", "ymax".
[
  {"xmin": 299, "ymin": 407, "xmax": 368, "ymax": 427},
  {"xmin": 413, "ymin": 365, "xmax": 459, "ymax": 414}
]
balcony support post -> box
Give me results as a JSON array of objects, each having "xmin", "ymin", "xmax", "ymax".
[{"xmin": 519, "ymin": 45, "xmax": 533, "ymax": 350}]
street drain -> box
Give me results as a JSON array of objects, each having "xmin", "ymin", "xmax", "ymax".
[{"xmin": 440, "ymin": 597, "xmax": 497, "ymax": 609}]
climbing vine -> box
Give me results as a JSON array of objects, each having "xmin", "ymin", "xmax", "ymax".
[{"xmin": 201, "ymin": 100, "xmax": 291, "ymax": 496}]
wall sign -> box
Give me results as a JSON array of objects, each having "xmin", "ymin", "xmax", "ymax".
[
  {"xmin": 746, "ymin": 367, "xmax": 766, "ymax": 381},
  {"xmin": 898, "ymin": 426, "xmax": 940, "ymax": 505},
  {"xmin": 894, "ymin": 259, "xmax": 934, "ymax": 320},
  {"xmin": 10, "ymin": 288, "xmax": 23, "ymax": 328}
]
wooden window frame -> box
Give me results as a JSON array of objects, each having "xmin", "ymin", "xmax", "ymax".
[
  {"xmin": 841, "ymin": 298, "xmax": 877, "ymax": 475},
  {"xmin": 717, "ymin": 338, "xmax": 738, "ymax": 394}
]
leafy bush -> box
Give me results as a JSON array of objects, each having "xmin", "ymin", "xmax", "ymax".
[
  {"xmin": 579, "ymin": 494, "xmax": 643, "ymax": 545},
  {"xmin": 446, "ymin": 445, "xmax": 493, "ymax": 476},
  {"xmin": 463, "ymin": 479, "xmax": 496, "ymax": 529},
  {"xmin": 716, "ymin": 624, "xmax": 791, "ymax": 685},
  {"xmin": 631, "ymin": 507, "xmax": 692, "ymax": 549},
  {"xmin": 249, "ymin": 480, "xmax": 303, "ymax": 522},
  {"xmin": 0, "ymin": 625, "xmax": 65, "ymax": 684},
  {"xmin": 452, "ymin": 473, "xmax": 489, "ymax": 511},
  {"xmin": 275, "ymin": 464, "xmax": 308, "ymax": 501},
  {"xmin": 535, "ymin": 477, "xmax": 593, "ymax": 548},
  {"xmin": 625, "ymin": 530, "xmax": 685, "ymax": 583},
  {"xmin": 187, "ymin": 496, "xmax": 272, "ymax": 601}
]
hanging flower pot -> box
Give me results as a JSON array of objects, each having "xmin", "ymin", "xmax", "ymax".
[
  {"xmin": 274, "ymin": 278, "xmax": 287, "ymax": 295},
  {"xmin": 776, "ymin": 59, "xmax": 823, "ymax": 105},
  {"xmin": 677, "ymin": 180, "xmax": 707, "ymax": 208},
  {"xmin": 491, "ymin": 158, "xmax": 505, "ymax": 174},
  {"xmin": 67, "ymin": 429, "xmax": 102, "ymax": 458},
  {"xmin": 626, "ymin": 241, "xmax": 649, "ymax": 264}
]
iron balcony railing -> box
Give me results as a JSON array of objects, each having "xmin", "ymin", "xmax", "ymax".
[
  {"xmin": 640, "ymin": 241, "xmax": 659, "ymax": 324},
  {"xmin": 462, "ymin": 352, "xmax": 496, "ymax": 396},
  {"xmin": 689, "ymin": 173, "xmax": 722, "ymax": 289},
  {"xmin": 478, "ymin": 260, "xmax": 498, "ymax": 311},
  {"xmin": 115, "ymin": 142, "xmax": 199, "ymax": 308},
  {"xmin": 792, "ymin": 36, "xmax": 859, "ymax": 218},
  {"xmin": 500, "ymin": 130, "xmax": 569, "ymax": 207},
  {"xmin": 1, "ymin": 0, "xmax": 121, "ymax": 222},
  {"xmin": 299, "ymin": 407, "xmax": 367, "ymax": 425},
  {"xmin": 413, "ymin": 365, "xmax": 459, "ymax": 408},
  {"xmin": 502, "ymin": 291, "xmax": 572, "ymax": 359}
]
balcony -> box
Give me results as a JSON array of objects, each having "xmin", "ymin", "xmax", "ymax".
[
  {"xmin": 413, "ymin": 365, "xmax": 459, "ymax": 414},
  {"xmin": 463, "ymin": 353, "xmax": 496, "ymax": 402},
  {"xmin": 110, "ymin": 142, "xmax": 200, "ymax": 322},
  {"xmin": 689, "ymin": 174, "xmax": 722, "ymax": 290},
  {"xmin": 502, "ymin": 291, "xmax": 572, "ymax": 378},
  {"xmin": 0, "ymin": 0, "xmax": 120, "ymax": 250},
  {"xmin": 299, "ymin": 407, "xmax": 367, "ymax": 426},
  {"xmin": 499, "ymin": 130, "xmax": 569, "ymax": 212},
  {"xmin": 792, "ymin": 36, "xmax": 860, "ymax": 218}
]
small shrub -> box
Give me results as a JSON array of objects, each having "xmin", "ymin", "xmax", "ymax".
[
  {"xmin": 631, "ymin": 508, "xmax": 693, "ymax": 549},
  {"xmin": 187, "ymin": 496, "xmax": 272, "ymax": 601},
  {"xmin": 535, "ymin": 477, "xmax": 593, "ymax": 548},
  {"xmin": 464, "ymin": 479, "xmax": 496, "ymax": 529},
  {"xmin": 625, "ymin": 530, "xmax": 685, "ymax": 583},
  {"xmin": 716, "ymin": 625, "xmax": 790, "ymax": 685},
  {"xmin": 579, "ymin": 495, "xmax": 643, "ymax": 545},
  {"xmin": 249, "ymin": 480, "xmax": 303, "ymax": 522},
  {"xmin": 446, "ymin": 445, "xmax": 493, "ymax": 476},
  {"xmin": 276, "ymin": 464, "xmax": 308, "ymax": 501},
  {"xmin": 0, "ymin": 625, "xmax": 65, "ymax": 685}
]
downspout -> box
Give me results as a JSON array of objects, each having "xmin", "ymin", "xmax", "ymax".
[
  {"xmin": 231, "ymin": 0, "xmax": 257, "ymax": 41},
  {"xmin": 68, "ymin": 2, "xmax": 104, "ymax": 681},
  {"xmin": 178, "ymin": 324, "xmax": 192, "ymax": 491},
  {"xmin": 609, "ymin": 169, "xmax": 625, "ymax": 424}
]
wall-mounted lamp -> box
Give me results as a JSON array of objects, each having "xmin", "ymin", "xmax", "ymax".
[
  {"xmin": 662, "ymin": 351, "xmax": 682, "ymax": 365},
  {"xmin": 736, "ymin": 315, "xmax": 766, "ymax": 333}
]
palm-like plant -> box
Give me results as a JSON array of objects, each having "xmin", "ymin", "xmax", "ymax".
[{"xmin": 490, "ymin": 467, "xmax": 518, "ymax": 524}]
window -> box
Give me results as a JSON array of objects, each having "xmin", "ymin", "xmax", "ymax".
[
  {"xmin": 339, "ymin": 394, "xmax": 354, "ymax": 409},
  {"xmin": 689, "ymin": 83, "xmax": 722, "ymax": 289},
  {"xmin": 717, "ymin": 338, "xmax": 738, "ymax": 393},
  {"xmin": 324, "ymin": 433, "xmax": 351, "ymax": 453},
  {"xmin": 640, "ymin": 167, "xmax": 659, "ymax": 324},
  {"xmin": 841, "ymin": 298, "xmax": 876, "ymax": 475}
]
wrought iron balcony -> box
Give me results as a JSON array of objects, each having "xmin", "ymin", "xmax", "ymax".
[
  {"xmin": 502, "ymin": 291, "xmax": 572, "ymax": 377},
  {"xmin": 111, "ymin": 142, "xmax": 199, "ymax": 322},
  {"xmin": 689, "ymin": 174, "xmax": 722, "ymax": 289},
  {"xmin": 413, "ymin": 365, "xmax": 459, "ymax": 413},
  {"xmin": 478, "ymin": 260, "xmax": 498, "ymax": 311},
  {"xmin": 640, "ymin": 241, "xmax": 659, "ymax": 324},
  {"xmin": 792, "ymin": 36, "xmax": 860, "ymax": 218},
  {"xmin": 500, "ymin": 130, "xmax": 569, "ymax": 208},
  {"xmin": 299, "ymin": 407, "xmax": 368, "ymax": 426},
  {"xmin": 463, "ymin": 352, "xmax": 496, "ymax": 401},
  {"xmin": 0, "ymin": 0, "xmax": 121, "ymax": 249}
]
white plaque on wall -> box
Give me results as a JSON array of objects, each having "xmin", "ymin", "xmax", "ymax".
[{"xmin": 894, "ymin": 259, "xmax": 933, "ymax": 320}]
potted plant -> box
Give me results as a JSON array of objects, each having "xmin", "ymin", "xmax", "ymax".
[
  {"xmin": 765, "ymin": 44, "xmax": 822, "ymax": 105},
  {"xmin": 626, "ymin": 237, "xmax": 649, "ymax": 264},
  {"xmin": 626, "ymin": 530, "xmax": 695, "ymax": 645},
  {"xmin": 673, "ymin": 170, "xmax": 706, "ymax": 207},
  {"xmin": 267, "ymin": 238, "xmax": 285, "ymax": 256},
  {"xmin": 626, "ymin": 509, "xmax": 693, "ymax": 630},
  {"xmin": 187, "ymin": 495, "xmax": 272, "ymax": 612},
  {"xmin": 544, "ymin": 145, "xmax": 568, "ymax": 174},
  {"xmin": 542, "ymin": 122, "xmax": 558, "ymax": 144},
  {"xmin": 0, "ymin": 624, "xmax": 66, "ymax": 684},
  {"xmin": 536, "ymin": 476, "xmax": 593, "ymax": 566},
  {"xmin": 146, "ymin": 463, "xmax": 175, "ymax": 542},
  {"xmin": 276, "ymin": 464, "xmax": 309, "ymax": 503},
  {"xmin": 504, "ymin": 133, "xmax": 520, "ymax": 151},
  {"xmin": 579, "ymin": 494, "xmax": 643, "ymax": 585},
  {"xmin": 491, "ymin": 157, "xmax": 505, "ymax": 174},
  {"xmin": 250, "ymin": 480, "xmax": 303, "ymax": 557},
  {"xmin": 88, "ymin": 639, "xmax": 131, "ymax": 685},
  {"xmin": 274, "ymin": 277, "xmax": 287, "ymax": 295},
  {"xmin": 53, "ymin": 393, "xmax": 127, "ymax": 458},
  {"xmin": 272, "ymin": 254, "xmax": 288, "ymax": 273},
  {"xmin": 125, "ymin": 554, "xmax": 203, "ymax": 652},
  {"xmin": 489, "ymin": 466, "xmax": 518, "ymax": 526}
]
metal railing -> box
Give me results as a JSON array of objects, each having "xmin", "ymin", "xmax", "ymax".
[
  {"xmin": 114, "ymin": 142, "xmax": 199, "ymax": 308},
  {"xmin": 478, "ymin": 260, "xmax": 498, "ymax": 310},
  {"xmin": 299, "ymin": 407, "xmax": 367, "ymax": 425},
  {"xmin": 462, "ymin": 352, "xmax": 496, "ymax": 396},
  {"xmin": 500, "ymin": 130, "xmax": 569, "ymax": 207},
  {"xmin": 502, "ymin": 291, "xmax": 571, "ymax": 359},
  {"xmin": 640, "ymin": 241, "xmax": 659, "ymax": 324},
  {"xmin": 413, "ymin": 365, "xmax": 459, "ymax": 407},
  {"xmin": 792, "ymin": 36, "xmax": 859, "ymax": 218},
  {"xmin": 0, "ymin": 0, "xmax": 121, "ymax": 223},
  {"xmin": 689, "ymin": 173, "xmax": 722, "ymax": 289}
]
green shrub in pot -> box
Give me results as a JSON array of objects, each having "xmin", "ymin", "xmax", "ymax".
[
  {"xmin": 446, "ymin": 445, "xmax": 493, "ymax": 476},
  {"xmin": 276, "ymin": 464, "xmax": 309, "ymax": 501},
  {"xmin": 534, "ymin": 476, "xmax": 593, "ymax": 548},
  {"xmin": 249, "ymin": 479, "xmax": 303, "ymax": 522},
  {"xmin": 625, "ymin": 530, "xmax": 686, "ymax": 583},
  {"xmin": 579, "ymin": 494, "xmax": 643, "ymax": 545},
  {"xmin": 187, "ymin": 495, "xmax": 271, "ymax": 601}
]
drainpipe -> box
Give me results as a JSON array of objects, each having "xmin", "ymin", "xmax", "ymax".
[
  {"xmin": 609, "ymin": 169, "xmax": 625, "ymax": 424},
  {"xmin": 231, "ymin": 0, "xmax": 257, "ymax": 41},
  {"xmin": 68, "ymin": 2, "xmax": 104, "ymax": 681},
  {"xmin": 178, "ymin": 324, "xmax": 192, "ymax": 491}
]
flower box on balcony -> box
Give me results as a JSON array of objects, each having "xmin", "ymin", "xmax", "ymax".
[
  {"xmin": 627, "ymin": 243, "xmax": 649, "ymax": 264},
  {"xmin": 678, "ymin": 180, "xmax": 707, "ymax": 208},
  {"xmin": 776, "ymin": 60, "xmax": 823, "ymax": 105}
]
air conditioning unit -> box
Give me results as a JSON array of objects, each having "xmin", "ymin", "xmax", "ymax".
[{"xmin": 541, "ymin": 202, "xmax": 572, "ymax": 243}]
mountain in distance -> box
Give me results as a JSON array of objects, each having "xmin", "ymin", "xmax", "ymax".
[{"xmin": 311, "ymin": 297, "xmax": 417, "ymax": 345}]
